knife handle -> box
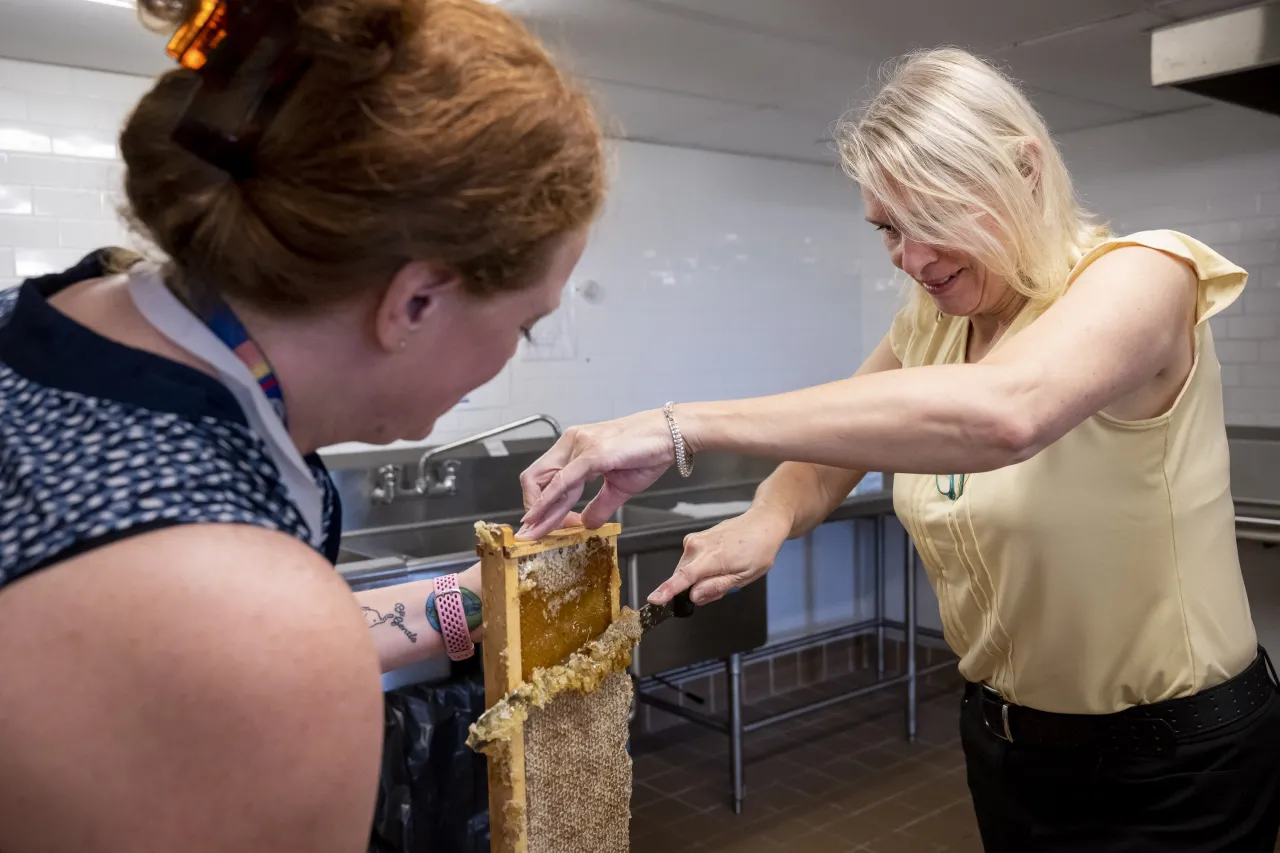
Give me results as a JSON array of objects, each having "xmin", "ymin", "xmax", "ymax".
[{"xmin": 672, "ymin": 589, "xmax": 696, "ymax": 619}]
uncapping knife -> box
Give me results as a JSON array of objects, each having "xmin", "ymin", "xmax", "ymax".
[{"xmin": 637, "ymin": 589, "xmax": 696, "ymax": 634}]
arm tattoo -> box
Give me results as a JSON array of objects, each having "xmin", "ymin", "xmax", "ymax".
[
  {"xmin": 426, "ymin": 588, "xmax": 483, "ymax": 634},
  {"xmin": 362, "ymin": 603, "xmax": 418, "ymax": 643}
]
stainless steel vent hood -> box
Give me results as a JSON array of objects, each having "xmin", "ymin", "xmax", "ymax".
[{"xmin": 1151, "ymin": 1, "xmax": 1280, "ymax": 116}]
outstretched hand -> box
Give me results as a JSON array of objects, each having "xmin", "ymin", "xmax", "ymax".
[
  {"xmin": 646, "ymin": 507, "xmax": 790, "ymax": 606},
  {"xmin": 517, "ymin": 409, "xmax": 676, "ymax": 539}
]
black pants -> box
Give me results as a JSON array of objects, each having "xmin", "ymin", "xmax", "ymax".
[{"xmin": 961, "ymin": 674, "xmax": 1280, "ymax": 852}]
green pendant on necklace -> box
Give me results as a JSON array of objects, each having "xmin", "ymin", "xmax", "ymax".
[{"xmin": 936, "ymin": 473, "xmax": 968, "ymax": 501}]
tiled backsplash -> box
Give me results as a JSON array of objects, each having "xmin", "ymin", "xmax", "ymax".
[{"xmin": 0, "ymin": 59, "xmax": 153, "ymax": 289}]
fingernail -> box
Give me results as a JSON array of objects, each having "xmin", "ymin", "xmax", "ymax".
[{"xmin": 515, "ymin": 525, "xmax": 531, "ymax": 538}]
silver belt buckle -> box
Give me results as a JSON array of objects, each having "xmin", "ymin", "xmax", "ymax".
[{"xmin": 981, "ymin": 685, "xmax": 1014, "ymax": 743}]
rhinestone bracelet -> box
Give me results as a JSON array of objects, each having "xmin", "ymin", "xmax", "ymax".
[{"xmin": 663, "ymin": 402, "xmax": 694, "ymax": 478}]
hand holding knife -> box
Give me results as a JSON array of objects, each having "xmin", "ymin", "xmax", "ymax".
[{"xmin": 637, "ymin": 588, "xmax": 696, "ymax": 633}]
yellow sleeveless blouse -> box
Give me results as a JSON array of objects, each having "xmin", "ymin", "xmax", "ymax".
[{"xmin": 890, "ymin": 230, "xmax": 1257, "ymax": 714}]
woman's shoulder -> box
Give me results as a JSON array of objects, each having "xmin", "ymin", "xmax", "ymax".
[
  {"xmin": 0, "ymin": 522, "xmax": 382, "ymax": 853},
  {"xmin": 0, "ymin": 355, "xmax": 328, "ymax": 585},
  {"xmin": 1071, "ymin": 229, "xmax": 1248, "ymax": 286},
  {"xmin": 1068, "ymin": 229, "xmax": 1248, "ymax": 325}
]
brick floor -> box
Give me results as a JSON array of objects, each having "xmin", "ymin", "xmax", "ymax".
[
  {"xmin": 630, "ymin": 666, "xmax": 981, "ymax": 853},
  {"xmin": 627, "ymin": 667, "xmax": 1280, "ymax": 853}
]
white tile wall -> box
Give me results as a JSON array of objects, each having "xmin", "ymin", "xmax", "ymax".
[
  {"xmin": 1066, "ymin": 104, "xmax": 1280, "ymax": 427},
  {"xmin": 2, "ymin": 57, "xmax": 867, "ymax": 451},
  {"xmin": 0, "ymin": 58, "xmax": 149, "ymax": 289}
]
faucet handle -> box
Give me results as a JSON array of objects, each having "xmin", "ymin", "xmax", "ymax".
[{"xmin": 371, "ymin": 463, "xmax": 400, "ymax": 505}]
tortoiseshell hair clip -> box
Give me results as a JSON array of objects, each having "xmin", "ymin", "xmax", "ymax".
[{"xmin": 167, "ymin": 0, "xmax": 312, "ymax": 179}]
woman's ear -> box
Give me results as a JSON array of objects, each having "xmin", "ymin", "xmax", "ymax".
[
  {"xmin": 374, "ymin": 260, "xmax": 463, "ymax": 354},
  {"xmin": 1018, "ymin": 138, "xmax": 1043, "ymax": 192}
]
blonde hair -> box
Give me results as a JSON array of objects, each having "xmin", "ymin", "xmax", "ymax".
[{"xmin": 836, "ymin": 48, "xmax": 1109, "ymax": 326}]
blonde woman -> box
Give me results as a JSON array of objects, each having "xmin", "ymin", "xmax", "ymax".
[{"xmin": 519, "ymin": 49, "xmax": 1280, "ymax": 850}]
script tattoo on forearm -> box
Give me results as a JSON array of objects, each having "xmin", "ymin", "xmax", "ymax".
[{"xmin": 362, "ymin": 603, "xmax": 419, "ymax": 643}]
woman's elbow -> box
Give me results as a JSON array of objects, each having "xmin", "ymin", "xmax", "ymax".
[{"xmin": 977, "ymin": 401, "xmax": 1048, "ymax": 468}]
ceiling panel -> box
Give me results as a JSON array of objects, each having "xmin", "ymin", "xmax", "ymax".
[
  {"xmin": 0, "ymin": 0, "xmax": 1229, "ymax": 159},
  {"xmin": 526, "ymin": 0, "xmax": 873, "ymax": 118},
  {"xmin": 585, "ymin": 79, "xmax": 757, "ymax": 140},
  {"xmin": 1153, "ymin": 0, "xmax": 1265, "ymax": 20},
  {"xmin": 630, "ymin": 0, "xmax": 1155, "ymax": 55},
  {"xmin": 0, "ymin": 0, "xmax": 167, "ymax": 77},
  {"xmin": 995, "ymin": 9, "xmax": 1206, "ymax": 114},
  {"xmin": 1024, "ymin": 89, "xmax": 1143, "ymax": 133}
]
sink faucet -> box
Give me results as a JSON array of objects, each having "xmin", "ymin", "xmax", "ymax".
[{"xmin": 370, "ymin": 414, "xmax": 562, "ymax": 504}]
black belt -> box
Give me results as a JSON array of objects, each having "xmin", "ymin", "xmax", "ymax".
[{"xmin": 970, "ymin": 648, "xmax": 1279, "ymax": 757}]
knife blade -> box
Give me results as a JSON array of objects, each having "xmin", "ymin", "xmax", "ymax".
[{"xmin": 638, "ymin": 589, "xmax": 696, "ymax": 633}]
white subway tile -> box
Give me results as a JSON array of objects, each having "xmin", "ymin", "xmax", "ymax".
[
  {"xmin": 1218, "ymin": 242, "xmax": 1279, "ymax": 267},
  {"xmin": 1, "ymin": 153, "xmax": 69, "ymax": 186},
  {"xmin": 0, "ymin": 59, "xmax": 74, "ymax": 95},
  {"xmin": 1258, "ymin": 341, "xmax": 1280, "ymax": 363},
  {"xmin": 0, "ymin": 126, "xmax": 52, "ymax": 154},
  {"xmin": 1184, "ymin": 221, "xmax": 1244, "ymax": 244},
  {"xmin": 50, "ymin": 128, "xmax": 117, "ymax": 160},
  {"xmin": 101, "ymin": 191, "xmax": 127, "ymax": 218},
  {"xmin": 1239, "ymin": 217, "xmax": 1279, "ymax": 241},
  {"xmin": 1261, "ymin": 192, "xmax": 1280, "ymax": 218},
  {"xmin": 0, "ymin": 185, "xmax": 32, "ymax": 215},
  {"xmin": 1240, "ymin": 365, "xmax": 1280, "ymax": 388},
  {"xmin": 1221, "ymin": 364, "xmax": 1241, "ymax": 387},
  {"xmin": 58, "ymin": 219, "xmax": 128, "ymax": 249},
  {"xmin": 77, "ymin": 161, "xmax": 117, "ymax": 191},
  {"xmin": 26, "ymin": 95, "xmax": 96, "ymax": 128},
  {"xmin": 1206, "ymin": 195, "xmax": 1261, "ymax": 221},
  {"xmin": 70, "ymin": 68, "xmax": 154, "ymax": 103},
  {"xmin": 0, "ymin": 214, "xmax": 58, "ymax": 247},
  {"xmin": 1227, "ymin": 316, "xmax": 1279, "ymax": 339},
  {"xmin": 0, "ymin": 91, "xmax": 26, "ymax": 121},
  {"xmin": 0, "ymin": 248, "xmax": 13, "ymax": 278},
  {"xmin": 1135, "ymin": 202, "xmax": 1207, "ymax": 227},
  {"xmin": 1243, "ymin": 289, "xmax": 1280, "ymax": 314},
  {"xmin": 14, "ymin": 248, "xmax": 64, "ymax": 278},
  {"xmin": 33, "ymin": 187, "xmax": 103, "ymax": 219},
  {"xmin": 1251, "ymin": 266, "xmax": 1280, "ymax": 289},
  {"xmin": 1, "ymin": 155, "xmax": 119, "ymax": 190},
  {"xmin": 1225, "ymin": 387, "xmax": 1280, "ymax": 413}
]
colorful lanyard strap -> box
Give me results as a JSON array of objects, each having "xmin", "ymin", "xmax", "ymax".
[{"xmin": 201, "ymin": 300, "xmax": 288, "ymax": 426}]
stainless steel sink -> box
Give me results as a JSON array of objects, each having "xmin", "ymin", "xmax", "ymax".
[{"xmin": 339, "ymin": 504, "xmax": 689, "ymax": 564}]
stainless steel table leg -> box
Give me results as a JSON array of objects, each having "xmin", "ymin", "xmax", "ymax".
[
  {"xmin": 728, "ymin": 653, "xmax": 744, "ymax": 813},
  {"xmin": 875, "ymin": 515, "xmax": 885, "ymax": 680},
  {"xmin": 905, "ymin": 532, "xmax": 918, "ymax": 743}
]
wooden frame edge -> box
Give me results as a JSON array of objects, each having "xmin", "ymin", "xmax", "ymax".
[{"xmin": 479, "ymin": 533, "xmax": 528, "ymax": 853}]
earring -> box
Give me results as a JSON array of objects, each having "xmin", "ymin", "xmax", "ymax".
[{"xmin": 936, "ymin": 310, "xmax": 943, "ymax": 323}]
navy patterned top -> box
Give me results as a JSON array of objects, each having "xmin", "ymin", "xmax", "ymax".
[{"xmin": 0, "ymin": 251, "xmax": 343, "ymax": 587}]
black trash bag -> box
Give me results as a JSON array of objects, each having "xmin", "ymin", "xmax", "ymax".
[{"xmin": 369, "ymin": 653, "xmax": 490, "ymax": 853}]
